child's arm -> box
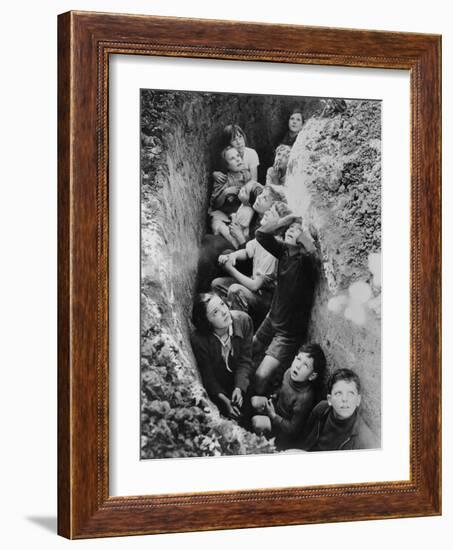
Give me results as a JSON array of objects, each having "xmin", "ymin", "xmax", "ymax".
[
  {"xmin": 210, "ymin": 178, "xmax": 239, "ymax": 210},
  {"xmin": 298, "ymin": 228, "xmax": 316, "ymax": 254},
  {"xmin": 212, "ymin": 171, "xmax": 227, "ymax": 185},
  {"xmin": 232, "ymin": 314, "xmax": 254, "ymax": 395},
  {"xmin": 222, "ymin": 260, "xmax": 266, "ymax": 293},
  {"xmin": 218, "ymin": 249, "xmax": 248, "ymax": 266},
  {"xmin": 266, "ymin": 396, "xmax": 315, "ymax": 438},
  {"xmin": 255, "ymin": 230, "xmax": 285, "ymax": 259},
  {"xmin": 247, "ymin": 149, "xmax": 259, "ymax": 181}
]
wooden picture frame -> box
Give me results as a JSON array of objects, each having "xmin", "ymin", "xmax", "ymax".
[{"xmin": 58, "ymin": 10, "xmax": 441, "ymax": 539}]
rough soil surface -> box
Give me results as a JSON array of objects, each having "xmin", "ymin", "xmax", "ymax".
[
  {"xmin": 286, "ymin": 100, "xmax": 382, "ymax": 440},
  {"xmin": 140, "ymin": 91, "xmax": 382, "ymax": 456},
  {"xmin": 140, "ymin": 90, "xmax": 318, "ymax": 458}
]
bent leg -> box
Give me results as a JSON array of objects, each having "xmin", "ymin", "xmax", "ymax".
[
  {"xmin": 211, "ymin": 276, "xmax": 236, "ymax": 302},
  {"xmin": 227, "ymin": 283, "xmax": 258, "ymax": 312},
  {"xmin": 251, "ymin": 415, "xmax": 272, "ymax": 436},
  {"xmin": 254, "ymin": 354, "xmax": 281, "ymax": 396}
]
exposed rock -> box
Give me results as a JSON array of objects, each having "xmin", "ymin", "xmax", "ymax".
[
  {"xmin": 285, "ymin": 100, "xmax": 382, "ymax": 442},
  {"xmin": 140, "ymin": 90, "xmax": 321, "ymax": 458},
  {"xmin": 140, "ymin": 91, "xmax": 382, "ymax": 456}
]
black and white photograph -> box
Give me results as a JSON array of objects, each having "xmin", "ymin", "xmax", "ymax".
[{"xmin": 140, "ymin": 89, "xmax": 382, "ymax": 459}]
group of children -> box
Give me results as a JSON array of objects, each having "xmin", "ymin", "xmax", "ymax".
[{"xmin": 191, "ymin": 115, "xmax": 377, "ymax": 453}]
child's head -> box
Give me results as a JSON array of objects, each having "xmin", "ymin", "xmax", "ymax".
[
  {"xmin": 192, "ymin": 293, "xmax": 232, "ymax": 333},
  {"xmin": 284, "ymin": 220, "xmax": 304, "ymax": 246},
  {"xmin": 253, "ymin": 186, "xmax": 284, "ymax": 214},
  {"xmin": 260, "ymin": 201, "xmax": 292, "ymax": 227},
  {"xmin": 289, "ymin": 344, "xmax": 326, "ymax": 384},
  {"xmin": 248, "ymin": 184, "xmax": 263, "ymax": 208},
  {"xmin": 222, "ymin": 124, "xmax": 247, "ymax": 152},
  {"xmin": 288, "ymin": 108, "xmax": 304, "ymax": 134},
  {"xmin": 221, "ymin": 146, "xmax": 245, "ymax": 173},
  {"xmin": 273, "ymin": 144, "xmax": 291, "ymax": 173},
  {"xmin": 327, "ymin": 368, "xmax": 362, "ymax": 419}
]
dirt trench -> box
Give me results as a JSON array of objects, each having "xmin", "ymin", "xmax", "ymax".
[{"xmin": 140, "ymin": 90, "xmax": 381, "ymax": 458}]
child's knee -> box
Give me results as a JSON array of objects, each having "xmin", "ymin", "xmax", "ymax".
[
  {"xmin": 253, "ymin": 336, "xmax": 265, "ymax": 356},
  {"xmin": 254, "ymin": 368, "xmax": 270, "ymax": 393},
  {"xmin": 251, "ymin": 395, "xmax": 268, "ymax": 412},
  {"xmin": 251, "ymin": 415, "xmax": 272, "ymax": 435},
  {"xmin": 228, "ymin": 283, "xmax": 245, "ymax": 301}
]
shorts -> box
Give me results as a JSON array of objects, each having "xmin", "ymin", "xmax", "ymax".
[{"xmin": 254, "ymin": 314, "xmax": 300, "ymax": 366}]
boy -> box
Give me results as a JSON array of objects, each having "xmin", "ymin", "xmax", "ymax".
[
  {"xmin": 250, "ymin": 344, "xmax": 326, "ymax": 450},
  {"xmin": 211, "ymin": 201, "xmax": 291, "ymax": 327},
  {"xmin": 253, "ymin": 213, "xmax": 317, "ymax": 395},
  {"xmin": 265, "ymin": 144, "xmax": 291, "ymax": 199},
  {"xmin": 302, "ymin": 368, "xmax": 378, "ymax": 451}
]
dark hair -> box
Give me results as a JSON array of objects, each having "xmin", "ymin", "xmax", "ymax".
[
  {"xmin": 299, "ymin": 344, "xmax": 326, "ymax": 376},
  {"xmin": 294, "ymin": 344, "xmax": 327, "ymax": 401},
  {"xmin": 260, "ymin": 185, "xmax": 287, "ymax": 204},
  {"xmin": 220, "ymin": 145, "xmax": 239, "ymax": 171},
  {"xmin": 248, "ymin": 184, "xmax": 263, "ymax": 207},
  {"xmin": 192, "ymin": 292, "xmax": 220, "ymax": 333},
  {"xmin": 327, "ymin": 368, "xmax": 361, "ymax": 395},
  {"xmin": 273, "ymin": 201, "xmax": 292, "ymax": 218},
  {"xmin": 289, "ymin": 107, "xmax": 304, "ymax": 123},
  {"xmin": 275, "ymin": 144, "xmax": 291, "ymax": 156},
  {"xmin": 221, "ymin": 124, "xmax": 247, "ymax": 149}
]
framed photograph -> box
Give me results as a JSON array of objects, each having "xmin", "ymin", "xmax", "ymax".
[{"xmin": 58, "ymin": 11, "xmax": 441, "ymax": 538}]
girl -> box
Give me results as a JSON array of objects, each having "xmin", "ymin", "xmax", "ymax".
[
  {"xmin": 209, "ymin": 145, "xmax": 253, "ymax": 245},
  {"xmin": 191, "ymin": 293, "xmax": 254, "ymax": 420},
  {"xmin": 265, "ymin": 144, "xmax": 291, "ymax": 199},
  {"xmin": 213, "ymin": 124, "xmax": 260, "ymax": 185}
]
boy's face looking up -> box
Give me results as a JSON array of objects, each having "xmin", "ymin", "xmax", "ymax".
[
  {"xmin": 285, "ymin": 222, "xmax": 303, "ymax": 246},
  {"xmin": 224, "ymin": 147, "xmax": 245, "ymax": 173},
  {"xmin": 328, "ymin": 380, "xmax": 361, "ymax": 419},
  {"xmin": 254, "ymin": 189, "xmax": 274, "ymax": 214},
  {"xmin": 290, "ymin": 352, "xmax": 316, "ymax": 383},
  {"xmin": 274, "ymin": 146, "xmax": 290, "ymax": 171},
  {"xmin": 260, "ymin": 205, "xmax": 279, "ymax": 226}
]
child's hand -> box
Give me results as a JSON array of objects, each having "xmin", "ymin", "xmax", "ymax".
[
  {"xmin": 238, "ymin": 186, "xmax": 249, "ymax": 204},
  {"xmin": 213, "ymin": 171, "xmax": 227, "ymax": 185},
  {"xmin": 218, "ymin": 254, "xmax": 230, "ymax": 265},
  {"xmin": 218, "ymin": 393, "xmax": 241, "ymax": 419},
  {"xmin": 264, "ymin": 398, "xmax": 276, "ymax": 420},
  {"xmin": 229, "ymin": 222, "xmax": 245, "ymax": 245},
  {"xmin": 231, "ymin": 388, "xmax": 243, "ymax": 408},
  {"xmin": 224, "ymin": 258, "xmax": 236, "ymax": 273}
]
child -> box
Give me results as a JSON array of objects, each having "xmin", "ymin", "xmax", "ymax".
[
  {"xmin": 250, "ymin": 344, "xmax": 326, "ymax": 450},
  {"xmin": 229, "ymin": 181, "xmax": 264, "ymax": 248},
  {"xmin": 209, "ymin": 145, "xmax": 253, "ymax": 246},
  {"xmin": 211, "ymin": 201, "xmax": 291, "ymax": 326},
  {"xmin": 213, "ymin": 124, "xmax": 260, "ymax": 183},
  {"xmin": 302, "ymin": 368, "xmax": 378, "ymax": 451},
  {"xmin": 190, "ymin": 293, "xmax": 254, "ymax": 420},
  {"xmin": 265, "ymin": 144, "xmax": 291, "ymax": 199},
  {"xmin": 253, "ymin": 216, "xmax": 317, "ymax": 395}
]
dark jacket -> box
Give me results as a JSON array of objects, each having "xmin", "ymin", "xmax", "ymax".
[
  {"xmin": 190, "ymin": 310, "xmax": 254, "ymax": 402},
  {"xmin": 272, "ymin": 369, "xmax": 316, "ymax": 449},
  {"xmin": 302, "ymin": 401, "xmax": 378, "ymax": 451},
  {"xmin": 255, "ymin": 230, "xmax": 316, "ymax": 337}
]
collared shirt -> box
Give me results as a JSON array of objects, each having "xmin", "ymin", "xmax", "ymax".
[{"xmin": 213, "ymin": 323, "xmax": 234, "ymax": 372}]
